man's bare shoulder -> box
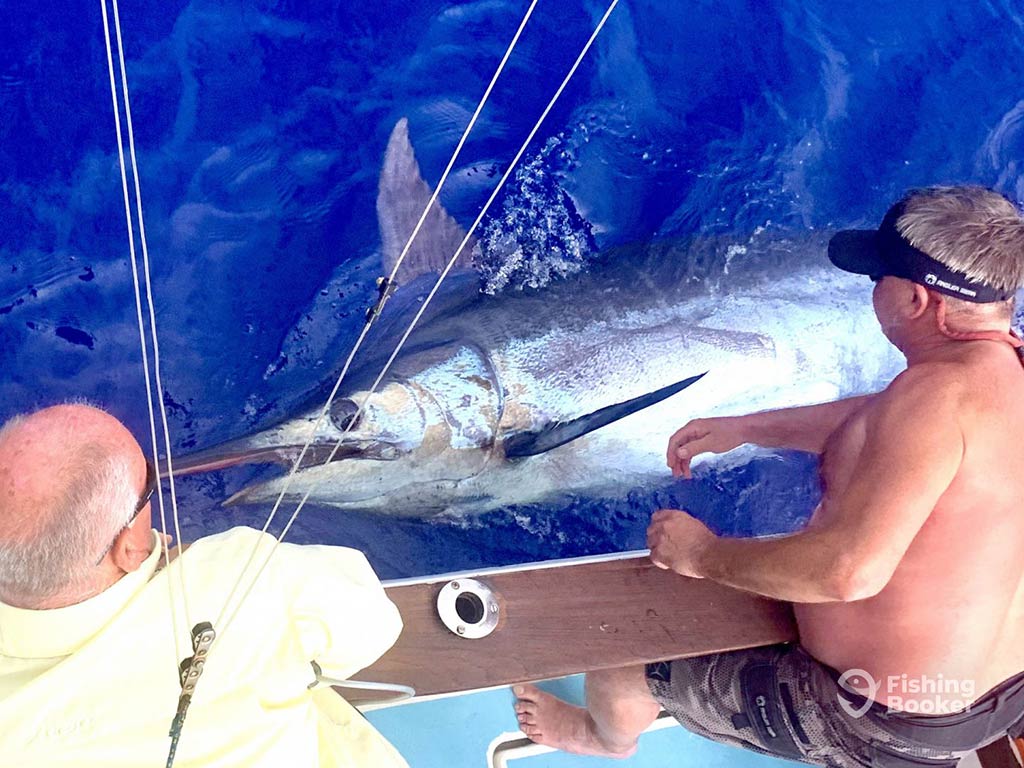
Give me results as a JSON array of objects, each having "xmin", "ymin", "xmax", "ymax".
[
  {"xmin": 877, "ymin": 363, "xmax": 965, "ymax": 411},
  {"xmin": 902, "ymin": 346, "xmax": 1022, "ymax": 402}
]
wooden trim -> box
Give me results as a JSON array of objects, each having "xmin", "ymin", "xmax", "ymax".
[{"xmin": 351, "ymin": 555, "xmax": 796, "ymax": 698}]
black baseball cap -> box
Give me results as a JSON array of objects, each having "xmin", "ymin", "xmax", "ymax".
[{"xmin": 828, "ymin": 200, "xmax": 1014, "ymax": 303}]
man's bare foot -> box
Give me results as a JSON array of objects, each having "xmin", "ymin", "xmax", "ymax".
[{"xmin": 512, "ymin": 684, "xmax": 637, "ymax": 758}]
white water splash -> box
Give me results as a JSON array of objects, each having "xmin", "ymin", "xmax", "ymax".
[{"xmin": 474, "ymin": 135, "xmax": 596, "ymax": 294}]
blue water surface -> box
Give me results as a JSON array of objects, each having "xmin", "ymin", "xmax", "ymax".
[{"xmin": 2, "ymin": 0, "xmax": 1024, "ymax": 578}]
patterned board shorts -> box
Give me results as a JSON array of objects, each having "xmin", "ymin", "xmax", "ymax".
[{"xmin": 645, "ymin": 644, "xmax": 1022, "ymax": 768}]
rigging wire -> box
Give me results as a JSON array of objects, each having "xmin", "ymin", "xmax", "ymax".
[
  {"xmin": 213, "ymin": 0, "xmax": 542, "ymax": 630},
  {"xmin": 217, "ymin": 0, "xmax": 621, "ymax": 639},
  {"xmin": 100, "ymin": 2, "xmax": 210, "ymax": 763},
  {"xmin": 109, "ymin": 0, "xmax": 192, "ymax": 627},
  {"xmin": 98, "ymin": 0, "xmax": 186, "ymax": 668}
]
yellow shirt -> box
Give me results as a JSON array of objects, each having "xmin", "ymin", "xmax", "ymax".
[{"xmin": 0, "ymin": 527, "xmax": 407, "ymax": 768}]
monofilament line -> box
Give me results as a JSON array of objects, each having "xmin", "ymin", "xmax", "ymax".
[
  {"xmin": 213, "ymin": 0, "xmax": 541, "ymax": 630},
  {"xmin": 217, "ymin": 0, "xmax": 621, "ymax": 639},
  {"xmin": 108, "ymin": 0, "xmax": 192, "ymax": 628},
  {"xmin": 98, "ymin": 0, "xmax": 186, "ymax": 666}
]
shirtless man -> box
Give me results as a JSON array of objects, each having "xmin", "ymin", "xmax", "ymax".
[{"xmin": 514, "ymin": 186, "xmax": 1024, "ymax": 766}]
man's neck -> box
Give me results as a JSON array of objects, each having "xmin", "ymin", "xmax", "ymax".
[
  {"xmin": 7, "ymin": 571, "xmax": 123, "ymax": 610},
  {"xmin": 901, "ymin": 326, "xmax": 1019, "ymax": 366}
]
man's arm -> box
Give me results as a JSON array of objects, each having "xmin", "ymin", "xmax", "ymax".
[
  {"xmin": 742, "ymin": 396, "xmax": 874, "ymax": 452},
  {"xmin": 668, "ymin": 395, "xmax": 873, "ymax": 478},
  {"xmin": 653, "ymin": 372, "xmax": 963, "ymax": 602}
]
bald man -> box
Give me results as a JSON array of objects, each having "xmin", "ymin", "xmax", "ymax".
[
  {"xmin": 0, "ymin": 403, "xmax": 407, "ymax": 768},
  {"xmin": 0, "ymin": 405, "xmax": 162, "ymax": 609}
]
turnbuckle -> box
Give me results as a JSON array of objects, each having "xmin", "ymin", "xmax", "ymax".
[{"xmin": 166, "ymin": 621, "xmax": 216, "ymax": 768}]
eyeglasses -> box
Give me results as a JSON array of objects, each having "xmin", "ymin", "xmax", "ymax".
[
  {"xmin": 133, "ymin": 459, "xmax": 158, "ymax": 520},
  {"xmin": 95, "ymin": 459, "xmax": 158, "ymax": 564}
]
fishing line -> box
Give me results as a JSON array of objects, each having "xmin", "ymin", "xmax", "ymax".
[
  {"xmin": 109, "ymin": 0, "xmax": 192, "ymax": 627},
  {"xmin": 101, "ymin": 2, "xmax": 210, "ymax": 763},
  {"xmin": 98, "ymin": 0, "xmax": 187, "ymax": 668},
  {"xmin": 217, "ymin": 0, "xmax": 621, "ymax": 639},
  {"xmin": 213, "ymin": 0, "xmax": 541, "ymax": 630}
]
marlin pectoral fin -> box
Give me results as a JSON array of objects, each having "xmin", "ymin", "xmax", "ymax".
[{"xmin": 502, "ymin": 372, "xmax": 709, "ymax": 459}]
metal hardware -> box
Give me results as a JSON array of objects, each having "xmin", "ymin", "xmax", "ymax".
[
  {"xmin": 365, "ymin": 276, "xmax": 396, "ymax": 323},
  {"xmin": 166, "ymin": 621, "xmax": 216, "ymax": 767},
  {"xmin": 437, "ymin": 578, "xmax": 500, "ymax": 639}
]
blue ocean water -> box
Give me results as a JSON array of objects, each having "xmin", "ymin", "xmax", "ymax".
[{"xmin": 2, "ymin": 0, "xmax": 1023, "ymax": 578}]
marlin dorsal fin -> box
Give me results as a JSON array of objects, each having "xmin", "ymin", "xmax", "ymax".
[
  {"xmin": 502, "ymin": 372, "xmax": 708, "ymax": 459},
  {"xmin": 376, "ymin": 118, "xmax": 477, "ymax": 285}
]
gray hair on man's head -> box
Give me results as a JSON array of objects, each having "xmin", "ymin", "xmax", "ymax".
[
  {"xmin": 0, "ymin": 408, "xmax": 139, "ymax": 604},
  {"xmin": 896, "ymin": 186, "xmax": 1024, "ymax": 298},
  {"xmin": 0, "ymin": 414, "xmax": 25, "ymax": 442}
]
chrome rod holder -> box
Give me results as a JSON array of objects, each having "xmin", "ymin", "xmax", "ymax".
[{"xmin": 437, "ymin": 578, "xmax": 500, "ymax": 639}]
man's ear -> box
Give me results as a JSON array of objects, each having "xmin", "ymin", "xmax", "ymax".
[
  {"xmin": 907, "ymin": 283, "xmax": 933, "ymax": 320},
  {"xmin": 110, "ymin": 522, "xmax": 151, "ymax": 574}
]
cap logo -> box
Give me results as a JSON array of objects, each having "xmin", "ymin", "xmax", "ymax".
[{"xmin": 926, "ymin": 275, "xmax": 979, "ymax": 298}]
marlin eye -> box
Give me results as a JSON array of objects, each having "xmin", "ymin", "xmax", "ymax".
[{"xmin": 329, "ymin": 398, "xmax": 361, "ymax": 432}]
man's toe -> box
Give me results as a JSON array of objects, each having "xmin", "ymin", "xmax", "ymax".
[{"xmin": 519, "ymin": 683, "xmax": 542, "ymax": 701}]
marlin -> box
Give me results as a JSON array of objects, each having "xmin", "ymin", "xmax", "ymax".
[{"xmin": 173, "ymin": 120, "xmax": 904, "ymax": 515}]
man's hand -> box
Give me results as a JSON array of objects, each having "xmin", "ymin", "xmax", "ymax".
[
  {"xmin": 646, "ymin": 509, "xmax": 716, "ymax": 577},
  {"xmin": 666, "ymin": 417, "xmax": 748, "ymax": 478}
]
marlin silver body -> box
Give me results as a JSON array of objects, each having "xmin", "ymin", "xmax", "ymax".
[{"xmin": 176, "ymin": 121, "xmax": 904, "ymax": 515}]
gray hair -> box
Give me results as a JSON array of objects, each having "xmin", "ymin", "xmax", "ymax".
[
  {"xmin": 896, "ymin": 186, "xmax": 1024, "ymax": 295},
  {"xmin": 0, "ymin": 428, "xmax": 138, "ymax": 604},
  {"xmin": 0, "ymin": 414, "xmax": 25, "ymax": 442}
]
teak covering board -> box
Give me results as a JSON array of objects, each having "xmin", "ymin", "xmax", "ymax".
[{"xmin": 352, "ymin": 555, "xmax": 797, "ymax": 698}]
